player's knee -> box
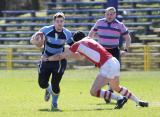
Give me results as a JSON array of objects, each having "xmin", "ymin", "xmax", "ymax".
[
  {"xmin": 39, "ymin": 83, "xmax": 47, "ymax": 89},
  {"xmin": 90, "ymin": 89, "xmax": 98, "ymax": 97},
  {"xmin": 52, "ymin": 85, "xmax": 60, "ymax": 94},
  {"xmin": 111, "ymin": 85, "xmax": 119, "ymax": 92},
  {"xmin": 90, "ymin": 89, "xmax": 94, "ymax": 96},
  {"xmin": 38, "ymin": 80, "xmax": 48, "ymax": 89}
]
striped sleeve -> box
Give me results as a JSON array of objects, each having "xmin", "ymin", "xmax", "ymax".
[
  {"xmin": 120, "ymin": 23, "xmax": 129, "ymax": 35},
  {"xmin": 92, "ymin": 21, "xmax": 99, "ymax": 32}
]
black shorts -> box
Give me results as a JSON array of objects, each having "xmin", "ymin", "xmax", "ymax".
[
  {"xmin": 38, "ymin": 59, "xmax": 67, "ymax": 89},
  {"xmin": 106, "ymin": 47, "xmax": 120, "ymax": 62},
  {"xmin": 38, "ymin": 59, "xmax": 67, "ymax": 74}
]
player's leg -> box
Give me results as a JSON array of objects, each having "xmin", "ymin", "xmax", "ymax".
[
  {"xmin": 109, "ymin": 77, "xmax": 148, "ymax": 107},
  {"xmin": 100, "ymin": 57, "xmax": 128, "ymax": 109},
  {"xmin": 38, "ymin": 62, "xmax": 52, "ymax": 102},
  {"xmin": 50, "ymin": 72, "xmax": 63, "ymax": 110},
  {"xmin": 104, "ymin": 48, "xmax": 120, "ymax": 103},
  {"xmin": 90, "ymin": 74, "xmax": 124, "ymax": 103},
  {"xmin": 50, "ymin": 59, "xmax": 67, "ymax": 111},
  {"xmin": 118, "ymin": 86, "xmax": 148, "ymax": 107}
]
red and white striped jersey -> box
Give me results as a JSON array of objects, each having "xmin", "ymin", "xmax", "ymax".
[{"xmin": 69, "ymin": 38, "xmax": 112, "ymax": 67}]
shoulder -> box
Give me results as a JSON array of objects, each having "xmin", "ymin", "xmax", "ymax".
[
  {"xmin": 41, "ymin": 25, "xmax": 53, "ymax": 30},
  {"xmin": 97, "ymin": 18, "xmax": 106, "ymax": 22},
  {"xmin": 113, "ymin": 19, "xmax": 124, "ymax": 25},
  {"xmin": 40, "ymin": 25, "xmax": 54, "ymax": 33},
  {"xmin": 63, "ymin": 27, "xmax": 72, "ymax": 34},
  {"xmin": 63, "ymin": 27, "xmax": 72, "ymax": 37}
]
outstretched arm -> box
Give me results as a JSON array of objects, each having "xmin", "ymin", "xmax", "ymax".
[
  {"xmin": 88, "ymin": 28, "xmax": 98, "ymax": 38},
  {"xmin": 41, "ymin": 47, "xmax": 84, "ymax": 61}
]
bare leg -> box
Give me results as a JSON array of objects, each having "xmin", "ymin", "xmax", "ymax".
[{"xmin": 90, "ymin": 74, "xmax": 123, "ymax": 101}]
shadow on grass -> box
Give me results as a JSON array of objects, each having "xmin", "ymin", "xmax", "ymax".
[
  {"xmin": 96, "ymin": 102, "xmax": 116, "ymax": 105},
  {"xmin": 70, "ymin": 107, "xmax": 114, "ymax": 112},
  {"xmin": 38, "ymin": 108, "xmax": 63, "ymax": 112},
  {"xmin": 38, "ymin": 107, "xmax": 114, "ymax": 112},
  {"xmin": 38, "ymin": 101, "xmax": 117, "ymax": 112}
]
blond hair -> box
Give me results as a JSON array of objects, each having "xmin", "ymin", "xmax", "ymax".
[{"xmin": 105, "ymin": 7, "xmax": 116, "ymax": 13}]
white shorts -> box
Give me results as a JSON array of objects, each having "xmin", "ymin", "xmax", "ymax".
[{"xmin": 99, "ymin": 57, "xmax": 120, "ymax": 79}]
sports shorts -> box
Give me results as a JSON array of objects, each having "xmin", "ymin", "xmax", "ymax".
[{"xmin": 99, "ymin": 57, "xmax": 120, "ymax": 79}]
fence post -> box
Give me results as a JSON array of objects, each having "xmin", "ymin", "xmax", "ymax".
[
  {"xmin": 144, "ymin": 45, "xmax": 150, "ymax": 71},
  {"xmin": 7, "ymin": 48, "xmax": 13, "ymax": 70},
  {"xmin": 147, "ymin": 46, "xmax": 150, "ymax": 70}
]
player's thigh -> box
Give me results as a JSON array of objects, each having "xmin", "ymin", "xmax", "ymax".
[
  {"xmin": 38, "ymin": 62, "xmax": 51, "ymax": 85},
  {"xmin": 109, "ymin": 77, "xmax": 120, "ymax": 92},
  {"xmin": 51, "ymin": 60, "xmax": 67, "ymax": 84},
  {"xmin": 91, "ymin": 74, "xmax": 108, "ymax": 92},
  {"xmin": 100, "ymin": 57, "xmax": 120, "ymax": 79},
  {"xmin": 51, "ymin": 72, "xmax": 63, "ymax": 84}
]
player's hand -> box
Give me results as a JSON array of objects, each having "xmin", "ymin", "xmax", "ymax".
[
  {"xmin": 41, "ymin": 55, "xmax": 48, "ymax": 61},
  {"xmin": 120, "ymin": 50, "xmax": 128, "ymax": 57},
  {"xmin": 30, "ymin": 32, "xmax": 45, "ymax": 48}
]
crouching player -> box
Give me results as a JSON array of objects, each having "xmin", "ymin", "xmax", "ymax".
[{"xmin": 41, "ymin": 31, "xmax": 149, "ymax": 109}]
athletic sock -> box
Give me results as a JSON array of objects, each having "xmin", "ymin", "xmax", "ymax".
[
  {"xmin": 119, "ymin": 87, "xmax": 140, "ymax": 104},
  {"xmin": 46, "ymin": 84, "xmax": 52, "ymax": 94},
  {"xmin": 98, "ymin": 89, "xmax": 123, "ymax": 101},
  {"xmin": 52, "ymin": 94, "xmax": 59, "ymax": 107}
]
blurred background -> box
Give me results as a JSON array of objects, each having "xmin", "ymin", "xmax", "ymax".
[{"xmin": 0, "ymin": 0, "xmax": 160, "ymax": 71}]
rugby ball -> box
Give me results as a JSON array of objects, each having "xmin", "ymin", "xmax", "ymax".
[{"xmin": 34, "ymin": 32, "xmax": 45, "ymax": 47}]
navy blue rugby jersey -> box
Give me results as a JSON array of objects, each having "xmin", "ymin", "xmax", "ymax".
[{"xmin": 39, "ymin": 25, "xmax": 73, "ymax": 57}]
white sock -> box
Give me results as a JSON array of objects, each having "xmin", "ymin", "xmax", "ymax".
[
  {"xmin": 119, "ymin": 87, "xmax": 140, "ymax": 104},
  {"xmin": 111, "ymin": 93, "xmax": 123, "ymax": 101},
  {"xmin": 100, "ymin": 89, "xmax": 123, "ymax": 101},
  {"xmin": 46, "ymin": 84, "xmax": 52, "ymax": 94}
]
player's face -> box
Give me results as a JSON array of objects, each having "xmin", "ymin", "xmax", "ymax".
[
  {"xmin": 53, "ymin": 17, "xmax": 65, "ymax": 32},
  {"xmin": 105, "ymin": 10, "xmax": 116, "ymax": 22}
]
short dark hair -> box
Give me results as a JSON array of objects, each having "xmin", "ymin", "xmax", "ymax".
[
  {"xmin": 73, "ymin": 31, "xmax": 86, "ymax": 42},
  {"xmin": 53, "ymin": 12, "xmax": 65, "ymax": 20}
]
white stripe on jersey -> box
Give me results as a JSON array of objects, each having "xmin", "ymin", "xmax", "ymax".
[{"xmin": 78, "ymin": 44, "xmax": 100, "ymax": 63}]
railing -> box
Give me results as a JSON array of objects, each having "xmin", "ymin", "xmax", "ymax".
[
  {"xmin": 0, "ymin": 44, "xmax": 160, "ymax": 70},
  {"xmin": 121, "ymin": 44, "xmax": 160, "ymax": 71}
]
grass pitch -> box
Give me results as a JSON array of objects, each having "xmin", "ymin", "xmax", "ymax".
[{"xmin": 0, "ymin": 69, "xmax": 160, "ymax": 117}]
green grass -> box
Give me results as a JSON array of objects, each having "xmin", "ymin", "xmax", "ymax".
[{"xmin": 0, "ymin": 69, "xmax": 160, "ymax": 117}]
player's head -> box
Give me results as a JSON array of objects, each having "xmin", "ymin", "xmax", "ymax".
[
  {"xmin": 73, "ymin": 31, "xmax": 86, "ymax": 42},
  {"xmin": 53, "ymin": 12, "xmax": 65, "ymax": 20},
  {"xmin": 53, "ymin": 12, "xmax": 65, "ymax": 31},
  {"xmin": 105, "ymin": 7, "xmax": 116, "ymax": 22}
]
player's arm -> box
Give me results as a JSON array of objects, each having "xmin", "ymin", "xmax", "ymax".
[
  {"xmin": 88, "ymin": 28, "xmax": 97, "ymax": 38},
  {"xmin": 123, "ymin": 33, "xmax": 131, "ymax": 51},
  {"xmin": 120, "ymin": 34, "xmax": 131, "ymax": 57},
  {"xmin": 69, "ymin": 51, "xmax": 84, "ymax": 60},
  {"xmin": 41, "ymin": 47, "xmax": 84, "ymax": 61}
]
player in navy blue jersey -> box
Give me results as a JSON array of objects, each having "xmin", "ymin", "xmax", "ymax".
[{"xmin": 30, "ymin": 12, "xmax": 73, "ymax": 111}]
